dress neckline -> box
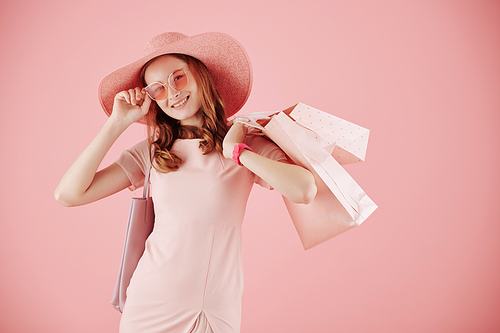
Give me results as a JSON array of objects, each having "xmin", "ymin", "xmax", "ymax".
[{"xmin": 174, "ymin": 138, "xmax": 202, "ymax": 143}]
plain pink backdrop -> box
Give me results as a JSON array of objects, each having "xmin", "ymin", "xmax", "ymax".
[{"xmin": 1, "ymin": 0, "xmax": 499, "ymax": 332}]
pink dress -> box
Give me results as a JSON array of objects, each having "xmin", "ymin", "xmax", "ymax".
[{"xmin": 115, "ymin": 136, "xmax": 286, "ymax": 333}]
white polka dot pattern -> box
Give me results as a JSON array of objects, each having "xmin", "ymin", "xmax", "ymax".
[{"xmin": 288, "ymin": 103, "xmax": 370, "ymax": 165}]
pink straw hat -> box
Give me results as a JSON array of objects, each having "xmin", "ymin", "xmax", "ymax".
[{"xmin": 98, "ymin": 32, "xmax": 253, "ymax": 122}]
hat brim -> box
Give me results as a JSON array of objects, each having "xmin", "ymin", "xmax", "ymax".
[{"xmin": 98, "ymin": 32, "xmax": 252, "ymax": 123}]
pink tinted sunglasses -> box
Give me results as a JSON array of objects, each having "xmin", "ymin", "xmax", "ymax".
[{"xmin": 144, "ymin": 68, "xmax": 190, "ymax": 101}]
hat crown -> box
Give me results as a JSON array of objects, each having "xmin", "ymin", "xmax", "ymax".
[{"xmin": 143, "ymin": 32, "xmax": 188, "ymax": 56}]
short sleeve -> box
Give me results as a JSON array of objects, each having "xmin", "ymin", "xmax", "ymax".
[
  {"xmin": 245, "ymin": 135, "xmax": 289, "ymax": 190},
  {"xmin": 115, "ymin": 139, "xmax": 150, "ymax": 191}
]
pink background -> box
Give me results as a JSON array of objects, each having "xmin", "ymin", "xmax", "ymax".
[{"xmin": 1, "ymin": 0, "xmax": 499, "ymax": 332}]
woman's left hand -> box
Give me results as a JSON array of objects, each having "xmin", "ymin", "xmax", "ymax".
[
  {"xmin": 222, "ymin": 120, "xmax": 248, "ymax": 159},
  {"xmin": 222, "ymin": 117, "xmax": 317, "ymax": 204}
]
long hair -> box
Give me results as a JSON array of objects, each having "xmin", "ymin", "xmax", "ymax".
[{"xmin": 140, "ymin": 54, "xmax": 228, "ymax": 173}]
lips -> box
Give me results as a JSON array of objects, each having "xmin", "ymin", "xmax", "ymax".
[{"xmin": 171, "ymin": 96, "xmax": 189, "ymax": 109}]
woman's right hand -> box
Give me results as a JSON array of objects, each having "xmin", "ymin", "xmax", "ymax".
[
  {"xmin": 54, "ymin": 87, "xmax": 152, "ymax": 207},
  {"xmin": 111, "ymin": 87, "xmax": 152, "ymax": 126}
]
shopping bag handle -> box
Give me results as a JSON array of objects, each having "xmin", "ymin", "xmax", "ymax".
[{"xmin": 230, "ymin": 111, "xmax": 280, "ymax": 131}]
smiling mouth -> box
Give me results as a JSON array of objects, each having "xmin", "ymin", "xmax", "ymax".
[{"xmin": 172, "ymin": 96, "xmax": 189, "ymax": 108}]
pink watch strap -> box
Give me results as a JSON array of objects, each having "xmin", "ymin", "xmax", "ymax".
[{"xmin": 232, "ymin": 143, "xmax": 254, "ymax": 166}]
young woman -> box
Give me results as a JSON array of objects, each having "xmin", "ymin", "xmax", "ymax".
[{"xmin": 55, "ymin": 32, "xmax": 316, "ymax": 333}]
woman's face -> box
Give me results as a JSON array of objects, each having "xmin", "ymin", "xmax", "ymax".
[{"xmin": 144, "ymin": 55, "xmax": 203, "ymax": 127}]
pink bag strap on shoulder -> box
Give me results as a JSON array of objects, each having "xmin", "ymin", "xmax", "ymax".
[{"xmin": 142, "ymin": 157, "xmax": 152, "ymax": 198}]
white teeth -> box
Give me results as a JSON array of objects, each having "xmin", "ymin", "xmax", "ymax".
[{"xmin": 172, "ymin": 97, "xmax": 188, "ymax": 108}]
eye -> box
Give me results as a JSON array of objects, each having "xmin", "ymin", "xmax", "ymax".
[
  {"xmin": 173, "ymin": 73, "xmax": 185, "ymax": 82},
  {"xmin": 145, "ymin": 83, "xmax": 165, "ymax": 99}
]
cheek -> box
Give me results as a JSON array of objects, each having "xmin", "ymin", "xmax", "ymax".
[
  {"xmin": 193, "ymin": 93, "xmax": 202, "ymax": 106},
  {"xmin": 190, "ymin": 88, "xmax": 202, "ymax": 106},
  {"xmin": 155, "ymin": 100, "xmax": 169, "ymax": 111}
]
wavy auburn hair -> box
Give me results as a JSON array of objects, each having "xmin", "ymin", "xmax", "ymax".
[{"xmin": 140, "ymin": 54, "xmax": 228, "ymax": 173}]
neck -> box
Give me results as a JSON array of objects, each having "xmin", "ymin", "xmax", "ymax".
[{"xmin": 179, "ymin": 110, "xmax": 204, "ymax": 128}]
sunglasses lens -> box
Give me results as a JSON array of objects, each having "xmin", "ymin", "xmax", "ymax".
[
  {"xmin": 145, "ymin": 83, "xmax": 167, "ymax": 101},
  {"xmin": 144, "ymin": 69, "xmax": 188, "ymax": 101},
  {"xmin": 169, "ymin": 69, "xmax": 188, "ymax": 90}
]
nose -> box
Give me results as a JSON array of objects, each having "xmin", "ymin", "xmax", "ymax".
[{"xmin": 167, "ymin": 85, "xmax": 181, "ymax": 100}]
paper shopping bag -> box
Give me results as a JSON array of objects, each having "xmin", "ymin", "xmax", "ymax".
[
  {"xmin": 233, "ymin": 103, "xmax": 371, "ymax": 165},
  {"xmin": 259, "ymin": 108, "xmax": 376, "ymax": 249},
  {"xmin": 283, "ymin": 103, "xmax": 370, "ymax": 164}
]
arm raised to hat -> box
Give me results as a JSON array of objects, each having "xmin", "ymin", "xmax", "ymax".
[
  {"xmin": 54, "ymin": 88, "xmax": 151, "ymax": 207},
  {"xmin": 223, "ymin": 122, "xmax": 317, "ymax": 205}
]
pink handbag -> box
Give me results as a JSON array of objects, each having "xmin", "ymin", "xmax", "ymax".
[
  {"xmin": 234, "ymin": 103, "xmax": 377, "ymax": 250},
  {"xmin": 110, "ymin": 163, "xmax": 155, "ymax": 312}
]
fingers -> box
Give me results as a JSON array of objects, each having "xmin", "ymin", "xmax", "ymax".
[
  {"xmin": 226, "ymin": 121, "xmax": 248, "ymax": 142},
  {"xmin": 141, "ymin": 93, "xmax": 152, "ymax": 112},
  {"xmin": 115, "ymin": 88, "xmax": 147, "ymax": 106},
  {"xmin": 112, "ymin": 88, "xmax": 151, "ymax": 124},
  {"xmin": 222, "ymin": 123, "xmax": 250, "ymax": 159},
  {"xmin": 129, "ymin": 87, "xmax": 146, "ymax": 106}
]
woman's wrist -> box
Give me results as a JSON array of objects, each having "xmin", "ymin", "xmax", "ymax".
[
  {"xmin": 232, "ymin": 143, "xmax": 253, "ymax": 166},
  {"xmin": 106, "ymin": 114, "xmax": 133, "ymax": 134}
]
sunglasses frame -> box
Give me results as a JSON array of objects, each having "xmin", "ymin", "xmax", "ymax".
[{"xmin": 144, "ymin": 68, "xmax": 190, "ymax": 101}]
